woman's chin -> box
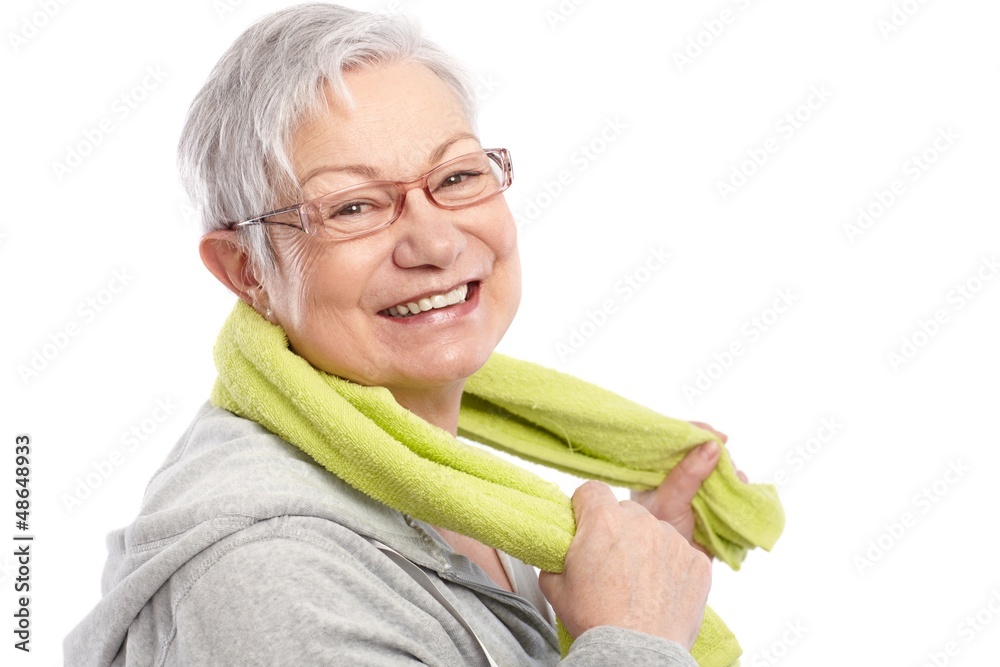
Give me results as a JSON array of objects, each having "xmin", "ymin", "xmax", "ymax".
[{"xmin": 393, "ymin": 342, "xmax": 495, "ymax": 388}]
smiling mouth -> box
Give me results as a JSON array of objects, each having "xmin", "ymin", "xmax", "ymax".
[{"xmin": 380, "ymin": 282, "xmax": 477, "ymax": 318}]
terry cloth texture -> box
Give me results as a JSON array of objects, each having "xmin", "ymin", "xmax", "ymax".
[{"xmin": 209, "ymin": 301, "xmax": 784, "ymax": 665}]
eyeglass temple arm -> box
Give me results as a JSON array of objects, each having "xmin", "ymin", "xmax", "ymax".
[{"xmin": 229, "ymin": 204, "xmax": 303, "ymax": 229}]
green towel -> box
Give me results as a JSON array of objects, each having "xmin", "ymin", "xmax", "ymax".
[{"xmin": 211, "ymin": 301, "xmax": 784, "ymax": 666}]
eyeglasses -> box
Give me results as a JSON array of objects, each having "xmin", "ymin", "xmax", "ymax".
[{"xmin": 228, "ymin": 148, "xmax": 513, "ymax": 241}]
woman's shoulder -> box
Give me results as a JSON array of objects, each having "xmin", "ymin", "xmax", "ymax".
[
  {"xmin": 128, "ymin": 401, "xmax": 416, "ymax": 546},
  {"xmin": 69, "ymin": 403, "xmax": 454, "ymax": 666},
  {"xmin": 142, "ymin": 401, "xmax": 328, "ymax": 508}
]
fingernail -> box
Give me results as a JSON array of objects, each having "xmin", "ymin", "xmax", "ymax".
[{"xmin": 700, "ymin": 441, "xmax": 719, "ymax": 460}]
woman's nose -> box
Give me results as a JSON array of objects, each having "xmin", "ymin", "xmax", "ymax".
[{"xmin": 390, "ymin": 189, "xmax": 467, "ymax": 269}]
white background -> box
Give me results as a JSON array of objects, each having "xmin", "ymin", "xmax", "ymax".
[{"xmin": 3, "ymin": 0, "xmax": 999, "ymax": 665}]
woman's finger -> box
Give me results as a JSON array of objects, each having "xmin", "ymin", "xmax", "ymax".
[
  {"xmin": 689, "ymin": 420, "xmax": 728, "ymax": 444},
  {"xmin": 659, "ymin": 441, "xmax": 721, "ymax": 508},
  {"xmin": 637, "ymin": 441, "xmax": 720, "ymax": 542},
  {"xmin": 690, "ymin": 421, "xmax": 748, "ymax": 483}
]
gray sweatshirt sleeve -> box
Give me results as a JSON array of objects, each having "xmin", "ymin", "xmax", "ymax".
[
  {"xmin": 167, "ymin": 524, "xmax": 478, "ymax": 665},
  {"xmin": 163, "ymin": 516, "xmax": 697, "ymax": 666},
  {"xmin": 565, "ymin": 627, "xmax": 698, "ymax": 666}
]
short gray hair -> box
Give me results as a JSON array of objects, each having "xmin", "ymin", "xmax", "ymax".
[{"xmin": 178, "ymin": 2, "xmax": 477, "ymax": 279}]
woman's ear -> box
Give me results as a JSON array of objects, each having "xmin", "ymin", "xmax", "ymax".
[{"xmin": 199, "ymin": 231, "xmax": 263, "ymax": 307}]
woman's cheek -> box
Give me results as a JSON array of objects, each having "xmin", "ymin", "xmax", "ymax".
[
  {"xmin": 272, "ymin": 238, "xmax": 334, "ymax": 326},
  {"xmin": 492, "ymin": 211, "xmax": 522, "ymax": 321},
  {"xmin": 483, "ymin": 202, "xmax": 518, "ymax": 261}
]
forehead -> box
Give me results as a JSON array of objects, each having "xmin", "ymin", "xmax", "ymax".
[{"xmin": 290, "ymin": 61, "xmax": 475, "ymax": 185}]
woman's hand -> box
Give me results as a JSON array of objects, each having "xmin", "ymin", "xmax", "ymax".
[
  {"xmin": 539, "ymin": 481, "xmax": 712, "ymax": 649},
  {"xmin": 630, "ymin": 421, "xmax": 748, "ymax": 555}
]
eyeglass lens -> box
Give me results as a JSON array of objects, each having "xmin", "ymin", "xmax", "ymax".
[{"xmin": 307, "ymin": 151, "xmax": 505, "ymax": 237}]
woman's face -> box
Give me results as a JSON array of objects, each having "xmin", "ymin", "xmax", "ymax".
[{"xmin": 263, "ymin": 61, "xmax": 520, "ymax": 399}]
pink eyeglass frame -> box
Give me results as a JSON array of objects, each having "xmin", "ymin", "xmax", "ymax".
[{"xmin": 226, "ymin": 147, "xmax": 513, "ymax": 240}]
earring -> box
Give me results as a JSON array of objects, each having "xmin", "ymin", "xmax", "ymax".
[{"xmin": 250, "ymin": 286, "xmax": 270, "ymax": 320}]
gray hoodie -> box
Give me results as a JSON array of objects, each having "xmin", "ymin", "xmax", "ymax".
[{"xmin": 64, "ymin": 402, "xmax": 697, "ymax": 666}]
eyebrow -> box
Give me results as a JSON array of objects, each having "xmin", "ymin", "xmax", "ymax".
[{"xmin": 300, "ymin": 132, "xmax": 480, "ymax": 186}]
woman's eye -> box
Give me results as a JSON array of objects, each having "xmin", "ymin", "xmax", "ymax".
[
  {"xmin": 440, "ymin": 171, "xmax": 481, "ymax": 188},
  {"xmin": 331, "ymin": 202, "xmax": 369, "ymax": 218}
]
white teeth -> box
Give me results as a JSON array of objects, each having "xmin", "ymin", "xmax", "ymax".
[{"xmin": 385, "ymin": 283, "xmax": 470, "ymax": 318}]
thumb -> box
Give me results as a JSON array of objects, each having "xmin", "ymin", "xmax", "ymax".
[{"xmin": 652, "ymin": 441, "xmax": 721, "ymax": 515}]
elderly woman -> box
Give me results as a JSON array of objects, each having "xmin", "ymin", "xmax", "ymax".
[{"xmin": 65, "ymin": 4, "xmax": 779, "ymax": 666}]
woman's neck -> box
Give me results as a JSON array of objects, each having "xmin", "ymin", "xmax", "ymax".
[
  {"xmin": 390, "ymin": 380, "xmax": 514, "ymax": 593},
  {"xmin": 389, "ymin": 381, "xmax": 465, "ymax": 435}
]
